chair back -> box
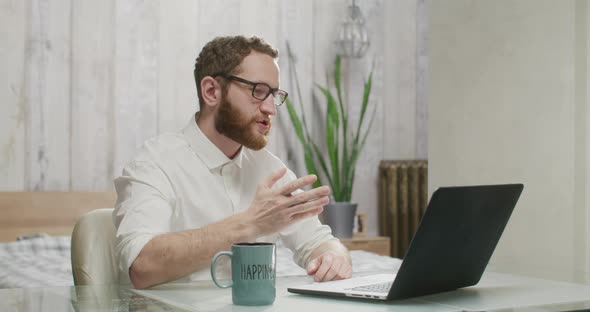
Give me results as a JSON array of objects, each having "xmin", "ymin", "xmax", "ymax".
[{"xmin": 71, "ymin": 208, "xmax": 119, "ymax": 285}]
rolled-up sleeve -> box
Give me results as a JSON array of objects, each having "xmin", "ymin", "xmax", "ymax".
[
  {"xmin": 276, "ymin": 169, "xmax": 337, "ymax": 268},
  {"xmin": 112, "ymin": 160, "xmax": 176, "ymax": 279}
]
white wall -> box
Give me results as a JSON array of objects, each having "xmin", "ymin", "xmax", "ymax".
[
  {"xmin": 0, "ymin": 0, "xmax": 428, "ymax": 237},
  {"xmin": 429, "ymin": 0, "xmax": 589, "ymax": 282}
]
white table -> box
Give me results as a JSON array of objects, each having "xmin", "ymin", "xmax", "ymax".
[
  {"xmin": 135, "ymin": 271, "xmax": 590, "ymax": 312},
  {"xmin": 2, "ymin": 271, "xmax": 589, "ymax": 311}
]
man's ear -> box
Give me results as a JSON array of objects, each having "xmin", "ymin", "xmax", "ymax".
[{"xmin": 200, "ymin": 76, "xmax": 222, "ymax": 108}]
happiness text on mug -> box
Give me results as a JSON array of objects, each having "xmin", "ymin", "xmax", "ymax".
[{"xmin": 241, "ymin": 264, "xmax": 275, "ymax": 280}]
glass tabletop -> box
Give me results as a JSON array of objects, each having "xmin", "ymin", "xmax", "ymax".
[
  {"xmin": 3, "ymin": 284, "xmax": 190, "ymax": 312},
  {"xmin": 2, "ymin": 273, "xmax": 590, "ymax": 312}
]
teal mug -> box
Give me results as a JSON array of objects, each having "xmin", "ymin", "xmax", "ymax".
[{"xmin": 211, "ymin": 242, "xmax": 276, "ymax": 306}]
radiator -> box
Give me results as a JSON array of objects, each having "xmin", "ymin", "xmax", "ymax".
[{"xmin": 378, "ymin": 160, "xmax": 428, "ymax": 258}]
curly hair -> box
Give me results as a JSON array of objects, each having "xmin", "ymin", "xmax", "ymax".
[{"xmin": 194, "ymin": 35, "xmax": 278, "ymax": 109}]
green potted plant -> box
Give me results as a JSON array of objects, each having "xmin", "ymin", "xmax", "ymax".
[{"xmin": 284, "ymin": 44, "xmax": 375, "ymax": 238}]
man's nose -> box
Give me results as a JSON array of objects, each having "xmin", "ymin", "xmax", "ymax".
[{"xmin": 260, "ymin": 96, "xmax": 277, "ymax": 115}]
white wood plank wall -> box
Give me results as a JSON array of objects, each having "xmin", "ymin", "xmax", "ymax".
[{"xmin": 0, "ymin": 0, "xmax": 427, "ymax": 236}]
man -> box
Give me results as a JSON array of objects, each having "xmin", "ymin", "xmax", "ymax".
[{"xmin": 113, "ymin": 35, "xmax": 352, "ymax": 289}]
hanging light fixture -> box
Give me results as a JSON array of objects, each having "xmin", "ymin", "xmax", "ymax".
[{"xmin": 335, "ymin": 0, "xmax": 370, "ymax": 58}]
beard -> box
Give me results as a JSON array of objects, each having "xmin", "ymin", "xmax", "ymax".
[{"xmin": 214, "ymin": 96, "xmax": 271, "ymax": 150}]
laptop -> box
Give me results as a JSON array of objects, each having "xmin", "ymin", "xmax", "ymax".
[{"xmin": 288, "ymin": 183, "xmax": 524, "ymax": 301}]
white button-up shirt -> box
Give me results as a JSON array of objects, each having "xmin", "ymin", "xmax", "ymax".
[{"xmin": 113, "ymin": 116, "xmax": 335, "ymax": 282}]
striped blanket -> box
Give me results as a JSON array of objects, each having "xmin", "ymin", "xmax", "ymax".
[{"xmin": 0, "ymin": 236, "xmax": 401, "ymax": 289}]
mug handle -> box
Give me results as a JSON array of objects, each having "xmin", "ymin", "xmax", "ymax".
[{"xmin": 211, "ymin": 251, "xmax": 233, "ymax": 288}]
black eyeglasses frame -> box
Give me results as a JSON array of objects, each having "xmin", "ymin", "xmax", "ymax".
[{"xmin": 212, "ymin": 73, "xmax": 288, "ymax": 106}]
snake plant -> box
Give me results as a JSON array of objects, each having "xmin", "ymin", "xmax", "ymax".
[{"xmin": 284, "ymin": 44, "xmax": 375, "ymax": 202}]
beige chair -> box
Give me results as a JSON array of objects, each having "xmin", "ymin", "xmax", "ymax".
[{"xmin": 71, "ymin": 208, "xmax": 119, "ymax": 285}]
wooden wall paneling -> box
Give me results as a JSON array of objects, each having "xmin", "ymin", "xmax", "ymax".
[
  {"xmin": 347, "ymin": 0, "xmax": 385, "ymax": 237},
  {"xmin": 0, "ymin": 0, "xmax": 27, "ymax": 190},
  {"xmin": 0, "ymin": 2, "xmax": 423, "ymax": 243},
  {"xmin": 196, "ymin": 0, "xmax": 241, "ymax": 51},
  {"xmin": 292, "ymin": 0, "xmax": 345, "ymax": 188},
  {"xmin": 345, "ymin": 0, "xmax": 385, "ymax": 164},
  {"xmin": 112, "ymin": 0, "xmax": 159, "ymax": 177},
  {"xmin": 25, "ymin": 0, "xmax": 71, "ymax": 191},
  {"xmin": 157, "ymin": 1, "xmax": 200, "ymax": 134},
  {"xmin": 275, "ymin": 0, "xmax": 314, "ymax": 176},
  {"xmin": 312, "ymin": 0, "xmax": 344, "ymax": 92},
  {"xmin": 70, "ymin": 0, "xmax": 115, "ymax": 191},
  {"xmin": 311, "ymin": 0, "xmax": 345, "ymax": 153},
  {"xmin": 383, "ymin": 0, "xmax": 418, "ymax": 160},
  {"xmin": 239, "ymin": 0, "xmax": 278, "ymax": 42}
]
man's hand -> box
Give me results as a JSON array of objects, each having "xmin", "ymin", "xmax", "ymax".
[
  {"xmin": 243, "ymin": 168, "xmax": 331, "ymax": 237},
  {"xmin": 306, "ymin": 249, "xmax": 352, "ymax": 282}
]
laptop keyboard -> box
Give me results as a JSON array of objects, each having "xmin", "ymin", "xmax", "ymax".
[{"xmin": 348, "ymin": 281, "xmax": 393, "ymax": 293}]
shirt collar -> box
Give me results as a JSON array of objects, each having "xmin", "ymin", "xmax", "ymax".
[{"xmin": 182, "ymin": 114, "xmax": 243, "ymax": 171}]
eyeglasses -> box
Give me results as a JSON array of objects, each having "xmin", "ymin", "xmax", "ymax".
[{"xmin": 213, "ymin": 74, "xmax": 288, "ymax": 106}]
